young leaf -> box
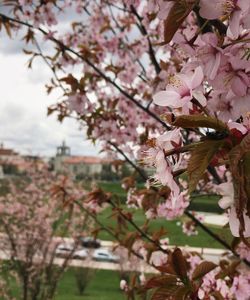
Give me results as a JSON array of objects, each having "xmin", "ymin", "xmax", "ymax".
[
  {"xmin": 174, "ymin": 286, "xmax": 191, "ymax": 300},
  {"xmin": 172, "ymin": 248, "xmax": 188, "ymax": 282},
  {"xmin": 163, "ymin": 1, "xmax": 196, "ymax": 44},
  {"xmin": 164, "ymin": 114, "xmax": 228, "ymax": 132},
  {"xmin": 192, "ymin": 261, "xmax": 217, "ymax": 281},
  {"xmin": 152, "ymin": 286, "xmax": 181, "ymax": 300},
  {"xmin": 145, "ymin": 275, "xmax": 177, "ymax": 289},
  {"xmin": 188, "ymin": 140, "xmax": 224, "ymax": 193}
]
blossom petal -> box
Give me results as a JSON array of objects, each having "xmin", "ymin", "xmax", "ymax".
[
  {"xmin": 192, "ymin": 90, "xmax": 207, "ymax": 106},
  {"xmin": 153, "ymin": 90, "xmax": 181, "ymax": 107},
  {"xmin": 190, "ymin": 66, "xmax": 204, "ymax": 89},
  {"xmin": 199, "ymin": 0, "xmax": 223, "ymax": 19},
  {"xmin": 229, "ymin": 206, "xmax": 250, "ymax": 237}
]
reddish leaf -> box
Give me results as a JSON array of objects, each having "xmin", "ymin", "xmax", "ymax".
[
  {"xmin": 172, "ymin": 248, "xmax": 188, "ymax": 282},
  {"xmin": 163, "ymin": 0, "xmax": 196, "ymax": 44},
  {"xmin": 145, "ymin": 275, "xmax": 177, "ymax": 289},
  {"xmin": 188, "ymin": 140, "xmax": 224, "ymax": 193},
  {"xmin": 164, "ymin": 114, "xmax": 228, "ymax": 132},
  {"xmin": 192, "ymin": 261, "xmax": 217, "ymax": 281}
]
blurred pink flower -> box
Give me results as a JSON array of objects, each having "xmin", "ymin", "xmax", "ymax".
[{"xmin": 153, "ymin": 67, "xmax": 206, "ymax": 113}]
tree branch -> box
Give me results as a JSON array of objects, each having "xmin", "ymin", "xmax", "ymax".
[{"xmin": 0, "ymin": 13, "xmax": 170, "ymax": 131}]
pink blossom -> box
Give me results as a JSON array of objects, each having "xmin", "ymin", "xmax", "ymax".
[
  {"xmin": 67, "ymin": 94, "xmax": 87, "ymax": 114},
  {"xmin": 120, "ymin": 279, "xmax": 128, "ymax": 291},
  {"xmin": 153, "ymin": 67, "xmax": 206, "ymax": 113},
  {"xmin": 236, "ymin": 242, "xmax": 250, "ymax": 261},
  {"xmin": 231, "ymin": 274, "xmax": 250, "ymax": 300},
  {"xmin": 199, "ymin": 0, "xmax": 250, "ymax": 39},
  {"xmin": 156, "ymin": 0, "xmax": 174, "ymax": 20},
  {"xmin": 196, "ymin": 33, "xmax": 223, "ymax": 80},
  {"xmin": 216, "ymin": 182, "xmax": 250, "ymax": 237},
  {"xmin": 150, "ymin": 250, "xmax": 168, "ymax": 266},
  {"xmin": 199, "ymin": 0, "xmax": 236, "ymax": 20},
  {"xmin": 157, "ymin": 192, "xmax": 190, "ymax": 220}
]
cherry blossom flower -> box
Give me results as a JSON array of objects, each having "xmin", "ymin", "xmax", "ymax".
[
  {"xmin": 199, "ymin": 0, "xmax": 236, "ymax": 20},
  {"xmin": 153, "ymin": 67, "xmax": 206, "ymax": 113},
  {"xmin": 216, "ymin": 182, "xmax": 250, "ymax": 237},
  {"xmin": 157, "ymin": 192, "xmax": 190, "ymax": 220},
  {"xmin": 231, "ymin": 274, "xmax": 250, "ymax": 300},
  {"xmin": 236, "ymin": 242, "xmax": 250, "ymax": 262},
  {"xmin": 120, "ymin": 280, "xmax": 129, "ymax": 291},
  {"xmin": 199, "ymin": 0, "xmax": 250, "ymax": 39}
]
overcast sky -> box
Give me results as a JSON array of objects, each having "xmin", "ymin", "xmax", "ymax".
[{"xmin": 0, "ymin": 10, "xmax": 100, "ymax": 158}]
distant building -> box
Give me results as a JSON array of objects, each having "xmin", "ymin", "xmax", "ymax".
[
  {"xmin": 0, "ymin": 143, "xmax": 47, "ymax": 174},
  {"xmin": 53, "ymin": 141, "xmax": 109, "ymax": 178},
  {"xmin": 53, "ymin": 141, "xmax": 71, "ymax": 173},
  {"xmin": 0, "ymin": 165, "xmax": 4, "ymax": 179},
  {"xmin": 64, "ymin": 156, "xmax": 105, "ymax": 176},
  {"xmin": 0, "ymin": 143, "xmax": 18, "ymax": 160}
]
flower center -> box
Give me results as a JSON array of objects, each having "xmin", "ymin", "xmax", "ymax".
[
  {"xmin": 222, "ymin": 0, "xmax": 236, "ymax": 15},
  {"xmin": 168, "ymin": 75, "xmax": 182, "ymax": 88}
]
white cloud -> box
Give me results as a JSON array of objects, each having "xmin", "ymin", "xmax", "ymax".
[{"xmin": 0, "ymin": 49, "xmax": 100, "ymax": 157}]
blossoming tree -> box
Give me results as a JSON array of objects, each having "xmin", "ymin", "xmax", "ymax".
[
  {"xmin": 0, "ymin": 0, "xmax": 250, "ymax": 299},
  {"xmin": 0, "ymin": 167, "xmax": 91, "ymax": 300}
]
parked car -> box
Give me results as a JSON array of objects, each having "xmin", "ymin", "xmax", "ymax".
[
  {"xmin": 72, "ymin": 249, "xmax": 89, "ymax": 260},
  {"xmin": 55, "ymin": 243, "xmax": 74, "ymax": 257},
  {"xmin": 92, "ymin": 249, "xmax": 120, "ymax": 263},
  {"xmin": 79, "ymin": 237, "xmax": 101, "ymax": 248},
  {"xmin": 55, "ymin": 243, "xmax": 88, "ymax": 260}
]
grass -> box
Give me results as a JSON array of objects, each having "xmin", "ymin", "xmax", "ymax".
[
  {"xmin": 97, "ymin": 206, "xmax": 232, "ymax": 249},
  {"xmin": 56, "ymin": 269, "xmax": 124, "ymax": 300},
  {"xmin": 1, "ymin": 268, "xmax": 125, "ymax": 300},
  {"xmin": 96, "ymin": 181, "xmax": 232, "ymax": 249},
  {"xmin": 98, "ymin": 181, "xmax": 223, "ymax": 213}
]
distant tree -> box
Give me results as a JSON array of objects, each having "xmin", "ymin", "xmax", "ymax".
[
  {"xmin": 2, "ymin": 164, "xmax": 19, "ymax": 175},
  {"xmin": 0, "ymin": 169, "xmax": 91, "ymax": 300}
]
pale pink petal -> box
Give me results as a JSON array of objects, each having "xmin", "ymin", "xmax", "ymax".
[
  {"xmin": 228, "ymin": 122, "xmax": 248, "ymax": 134},
  {"xmin": 210, "ymin": 52, "xmax": 221, "ymax": 80},
  {"xmin": 231, "ymin": 76, "xmax": 247, "ymax": 97},
  {"xmin": 229, "ymin": 207, "xmax": 250, "ymax": 237},
  {"xmin": 227, "ymin": 10, "xmax": 241, "ymax": 39},
  {"xmin": 218, "ymin": 196, "xmax": 233, "ymax": 209},
  {"xmin": 190, "ymin": 66, "xmax": 204, "ymax": 89},
  {"xmin": 199, "ymin": 0, "xmax": 223, "ymax": 19},
  {"xmin": 153, "ymin": 90, "xmax": 181, "ymax": 107},
  {"xmin": 192, "ymin": 90, "xmax": 207, "ymax": 106}
]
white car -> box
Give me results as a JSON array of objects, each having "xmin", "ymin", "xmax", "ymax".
[
  {"xmin": 92, "ymin": 249, "xmax": 120, "ymax": 263},
  {"xmin": 72, "ymin": 249, "xmax": 89, "ymax": 260},
  {"xmin": 55, "ymin": 243, "xmax": 88, "ymax": 260}
]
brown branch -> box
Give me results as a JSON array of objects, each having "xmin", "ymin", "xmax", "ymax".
[
  {"xmin": 107, "ymin": 142, "xmax": 250, "ymax": 267},
  {"xmin": 130, "ymin": 5, "xmax": 161, "ymax": 74},
  {"xmin": 0, "ymin": 13, "xmax": 170, "ymax": 131}
]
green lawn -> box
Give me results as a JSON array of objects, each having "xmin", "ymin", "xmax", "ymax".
[
  {"xmin": 95, "ymin": 181, "xmax": 231, "ymax": 249},
  {"xmin": 96, "ymin": 206, "xmax": 232, "ymax": 249},
  {"xmin": 0, "ymin": 268, "xmax": 125, "ymax": 300},
  {"xmin": 56, "ymin": 269, "xmax": 124, "ymax": 300},
  {"xmin": 98, "ymin": 181, "xmax": 222, "ymax": 213}
]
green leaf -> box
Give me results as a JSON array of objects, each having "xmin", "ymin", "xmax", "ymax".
[
  {"xmin": 188, "ymin": 140, "xmax": 224, "ymax": 193},
  {"xmin": 163, "ymin": 1, "xmax": 196, "ymax": 44},
  {"xmin": 164, "ymin": 114, "xmax": 228, "ymax": 132},
  {"xmin": 172, "ymin": 248, "xmax": 188, "ymax": 282},
  {"xmin": 192, "ymin": 261, "xmax": 217, "ymax": 281}
]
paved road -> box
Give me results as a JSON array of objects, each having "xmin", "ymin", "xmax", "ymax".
[{"xmin": 0, "ymin": 234, "xmax": 235, "ymax": 274}]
